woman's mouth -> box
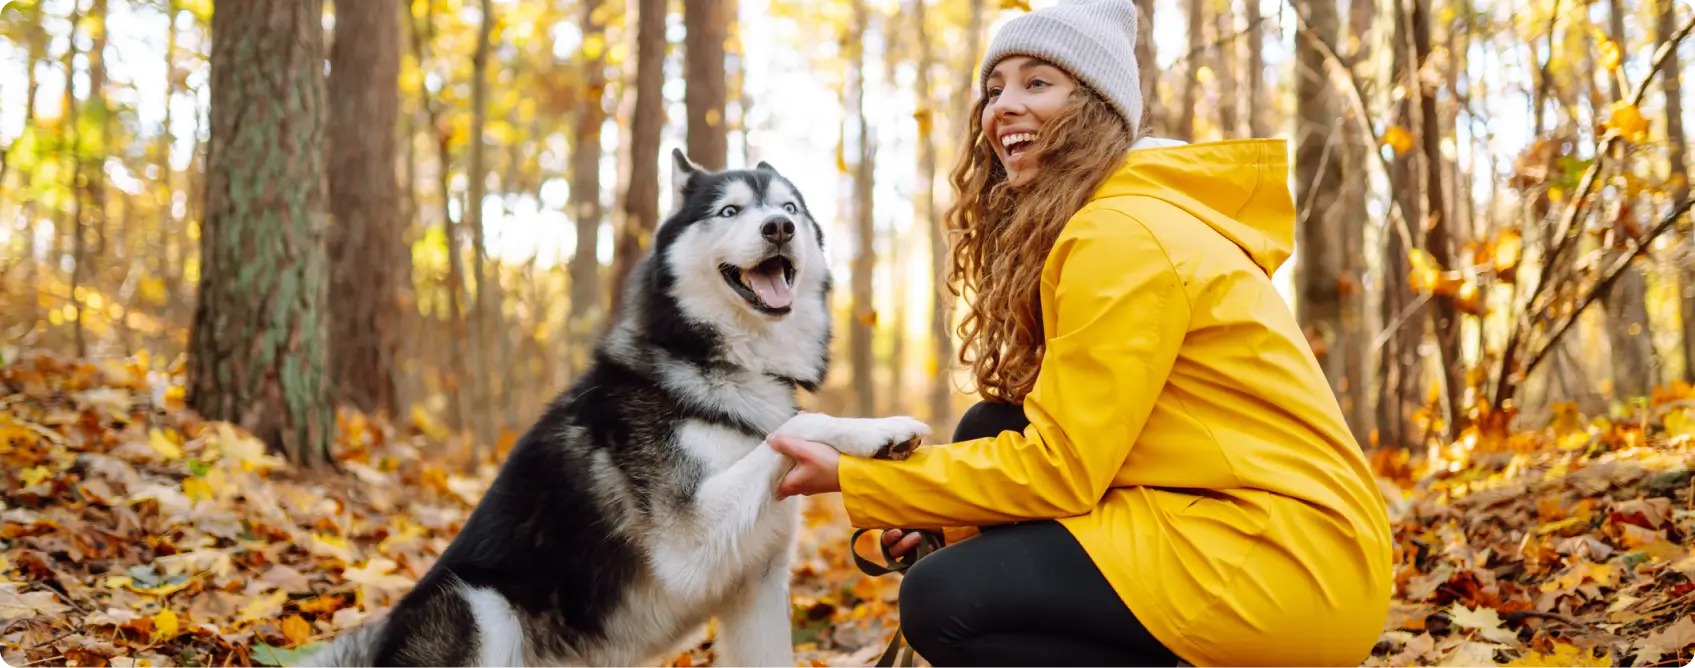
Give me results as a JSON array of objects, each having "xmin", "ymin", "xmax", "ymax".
[{"xmin": 1000, "ymin": 132, "xmax": 1037, "ymax": 159}]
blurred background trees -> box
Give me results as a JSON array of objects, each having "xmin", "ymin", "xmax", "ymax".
[{"xmin": 1, "ymin": 0, "xmax": 1692, "ymax": 466}]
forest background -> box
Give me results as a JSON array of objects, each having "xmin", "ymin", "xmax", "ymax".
[{"xmin": 2, "ymin": 0, "xmax": 1695, "ymax": 665}]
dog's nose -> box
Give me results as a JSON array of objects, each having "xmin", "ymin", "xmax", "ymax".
[{"xmin": 762, "ymin": 216, "xmax": 795, "ymax": 245}]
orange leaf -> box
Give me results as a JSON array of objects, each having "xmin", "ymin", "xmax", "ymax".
[
  {"xmin": 1383, "ymin": 126, "xmax": 1415, "ymax": 155},
  {"xmin": 282, "ymin": 614, "xmax": 312, "ymax": 646}
]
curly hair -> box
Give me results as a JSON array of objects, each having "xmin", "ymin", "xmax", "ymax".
[{"xmin": 943, "ymin": 82, "xmax": 1149, "ymax": 403}]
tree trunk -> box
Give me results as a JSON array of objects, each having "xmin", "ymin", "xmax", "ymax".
[
  {"xmin": 1662, "ymin": 0, "xmax": 1694, "ymax": 382},
  {"xmin": 1341, "ymin": 0, "xmax": 1375, "ymax": 444},
  {"xmin": 850, "ymin": 0, "xmax": 876, "ymax": 417},
  {"xmin": 1135, "ymin": 0, "xmax": 1159, "ymax": 134},
  {"xmin": 916, "ymin": 0, "xmax": 952, "ymax": 427},
  {"xmin": 410, "ymin": 0, "xmax": 469, "ymax": 432},
  {"xmin": 1215, "ymin": 0, "xmax": 1238, "ymax": 137},
  {"xmin": 63, "ymin": 3, "xmax": 87, "ymax": 357},
  {"xmin": 1378, "ymin": 0, "xmax": 1422, "ymax": 448},
  {"xmin": 1245, "ymin": 0, "xmax": 1264, "ymax": 137},
  {"xmin": 466, "ymin": 0, "xmax": 498, "ymax": 454},
  {"xmin": 569, "ymin": 0, "xmax": 609, "ymax": 373},
  {"xmin": 191, "ymin": 0, "xmax": 333, "ymax": 466},
  {"xmin": 1410, "ymin": 0, "xmax": 1463, "ymax": 433},
  {"xmin": 610, "ymin": 0, "xmax": 667, "ymax": 320},
  {"xmin": 87, "ymin": 0, "xmax": 110, "ymax": 263},
  {"xmin": 1600, "ymin": 0, "xmax": 1655, "ymax": 399},
  {"xmin": 684, "ymin": 0, "xmax": 729, "ymax": 169},
  {"xmin": 1293, "ymin": 0, "xmax": 1349, "ymax": 430},
  {"xmin": 327, "ymin": 0, "xmax": 403, "ymax": 417},
  {"xmin": 1177, "ymin": 0, "xmax": 1204, "ymax": 141}
]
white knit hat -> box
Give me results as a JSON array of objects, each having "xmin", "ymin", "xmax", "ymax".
[{"xmin": 979, "ymin": 0, "xmax": 1143, "ymax": 136}]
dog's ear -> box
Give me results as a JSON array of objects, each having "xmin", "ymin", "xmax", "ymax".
[
  {"xmin": 671, "ymin": 148, "xmax": 704, "ymax": 199},
  {"xmin": 755, "ymin": 160, "xmax": 778, "ymax": 174}
]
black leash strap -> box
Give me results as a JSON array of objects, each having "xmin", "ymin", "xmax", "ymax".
[{"xmin": 851, "ymin": 528, "xmax": 944, "ymax": 667}]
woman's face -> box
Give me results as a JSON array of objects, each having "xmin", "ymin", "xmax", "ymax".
[{"xmin": 982, "ymin": 56, "xmax": 1077, "ymax": 187}]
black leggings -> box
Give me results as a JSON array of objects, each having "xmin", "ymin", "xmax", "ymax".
[{"xmin": 896, "ymin": 401, "xmax": 1181, "ymax": 667}]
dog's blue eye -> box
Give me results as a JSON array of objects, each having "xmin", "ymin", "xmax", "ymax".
[
  {"xmin": 782, "ymin": 203, "xmax": 798, "ymax": 214},
  {"xmin": 718, "ymin": 205, "xmax": 739, "ymax": 218}
]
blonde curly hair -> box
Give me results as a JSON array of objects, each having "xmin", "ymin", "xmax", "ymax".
[{"xmin": 944, "ymin": 81, "xmax": 1151, "ymax": 403}]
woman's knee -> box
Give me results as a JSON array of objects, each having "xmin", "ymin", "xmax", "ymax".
[
  {"xmin": 896, "ymin": 552, "xmax": 969, "ymax": 655},
  {"xmin": 952, "ymin": 401, "xmax": 1030, "ymax": 442}
]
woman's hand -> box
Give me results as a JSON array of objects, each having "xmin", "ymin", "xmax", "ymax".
[
  {"xmin": 769, "ymin": 434, "xmax": 842, "ymax": 497},
  {"xmin": 880, "ymin": 528, "xmax": 925, "ymax": 558}
]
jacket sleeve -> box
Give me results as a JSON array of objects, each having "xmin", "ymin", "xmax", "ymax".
[{"xmin": 838, "ymin": 209, "xmax": 1191, "ymax": 528}]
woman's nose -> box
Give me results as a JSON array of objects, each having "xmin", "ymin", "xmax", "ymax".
[{"xmin": 991, "ymin": 90, "xmax": 1026, "ymax": 117}]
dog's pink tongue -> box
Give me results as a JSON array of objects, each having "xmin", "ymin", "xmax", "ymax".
[{"xmin": 746, "ymin": 269, "xmax": 794, "ymax": 309}]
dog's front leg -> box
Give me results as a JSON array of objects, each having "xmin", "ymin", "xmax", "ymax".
[
  {"xmin": 650, "ymin": 442, "xmax": 795, "ymax": 604},
  {"xmin": 714, "ymin": 554, "xmax": 796, "ymax": 667}
]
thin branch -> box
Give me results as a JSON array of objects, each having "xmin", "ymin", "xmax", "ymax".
[
  {"xmin": 1285, "ymin": 0, "xmax": 1418, "ymax": 258},
  {"xmin": 1520, "ymin": 197, "xmax": 1693, "ymax": 381},
  {"xmin": 1370, "ymin": 292, "xmax": 1434, "ymax": 355},
  {"xmin": 1166, "ymin": 15, "xmax": 1275, "ymax": 69},
  {"xmin": 1495, "ymin": 11, "xmax": 1695, "ymax": 402}
]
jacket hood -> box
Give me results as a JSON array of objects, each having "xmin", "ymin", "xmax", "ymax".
[{"xmin": 1093, "ymin": 138, "xmax": 1295, "ymax": 276}]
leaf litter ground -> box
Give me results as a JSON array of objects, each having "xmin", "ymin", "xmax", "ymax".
[{"xmin": 2, "ymin": 350, "xmax": 1693, "ymax": 667}]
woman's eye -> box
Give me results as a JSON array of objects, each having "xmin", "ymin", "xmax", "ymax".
[
  {"xmin": 986, "ymin": 87, "xmax": 1002, "ymax": 98},
  {"xmin": 782, "ymin": 203, "xmax": 798, "ymax": 214},
  {"xmin": 1029, "ymin": 79, "xmax": 1048, "ymax": 89},
  {"xmin": 719, "ymin": 205, "xmax": 739, "ymax": 218}
]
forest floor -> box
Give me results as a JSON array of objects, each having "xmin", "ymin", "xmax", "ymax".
[{"xmin": 1, "ymin": 350, "xmax": 1692, "ymax": 667}]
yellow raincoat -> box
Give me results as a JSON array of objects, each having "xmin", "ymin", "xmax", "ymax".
[{"xmin": 838, "ymin": 139, "xmax": 1393, "ymax": 667}]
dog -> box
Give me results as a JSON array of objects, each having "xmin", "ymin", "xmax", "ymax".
[{"xmin": 302, "ymin": 150, "xmax": 931, "ymax": 667}]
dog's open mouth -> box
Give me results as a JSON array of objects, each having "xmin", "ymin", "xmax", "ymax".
[{"xmin": 720, "ymin": 256, "xmax": 797, "ymax": 314}]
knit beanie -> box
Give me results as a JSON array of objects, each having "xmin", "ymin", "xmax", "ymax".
[{"xmin": 979, "ymin": 0, "xmax": 1143, "ymax": 137}]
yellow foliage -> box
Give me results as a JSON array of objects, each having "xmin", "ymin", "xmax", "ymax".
[
  {"xmin": 1598, "ymin": 39, "xmax": 1621, "ymax": 72},
  {"xmin": 1383, "ymin": 126, "xmax": 1415, "ymax": 155},
  {"xmin": 1605, "ymin": 101, "xmax": 1649, "ymax": 142},
  {"xmin": 281, "ymin": 614, "xmax": 312, "ymax": 646},
  {"xmin": 151, "ymin": 609, "xmax": 179, "ymax": 643},
  {"xmin": 1502, "ymin": 643, "xmax": 1610, "ymax": 667},
  {"xmin": 149, "ymin": 428, "xmax": 183, "ymax": 460}
]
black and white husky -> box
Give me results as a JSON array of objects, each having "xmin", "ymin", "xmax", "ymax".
[{"xmin": 303, "ymin": 150, "xmax": 929, "ymax": 667}]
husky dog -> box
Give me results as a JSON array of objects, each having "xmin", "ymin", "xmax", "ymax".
[{"xmin": 304, "ymin": 150, "xmax": 930, "ymax": 667}]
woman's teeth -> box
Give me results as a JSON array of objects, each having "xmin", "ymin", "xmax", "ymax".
[{"xmin": 1000, "ymin": 132, "xmax": 1036, "ymax": 148}]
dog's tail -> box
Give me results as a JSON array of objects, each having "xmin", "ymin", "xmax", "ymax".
[{"xmin": 295, "ymin": 617, "xmax": 386, "ymax": 667}]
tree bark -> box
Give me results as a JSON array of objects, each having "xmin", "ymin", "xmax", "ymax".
[
  {"xmin": 1662, "ymin": 0, "xmax": 1694, "ymax": 382},
  {"xmin": 1245, "ymin": 0, "xmax": 1264, "ymax": 137},
  {"xmin": 1177, "ymin": 0, "xmax": 1204, "ymax": 141},
  {"xmin": 1215, "ymin": 0, "xmax": 1238, "ymax": 137},
  {"xmin": 569, "ymin": 0, "xmax": 609, "ymax": 373},
  {"xmin": 1410, "ymin": 0, "xmax": 1463, "ymax": 433},
  {"xmin": 1600, "ymin": 0, "xmax": 1655, "ymax": 399},
  {"xmin": 327, "ymin": 0, "xmax": 403, "ymax": 417},
  {"xmin": 610, "ymin": 0, "xmax": 667, "ymax": 320},
  {"xmin": 1341, "ymin": 0, "xmax": 1375, "ymax": 443},
  {"xmin": 1378, "ymin": 0, "xmax": 1421, "ymax": 448},
  {"xmin": 191, "ymin": 0, "xmax": 333, "ymax": 466},
  {"xmin": 410, "ymin": 0, "xmax": 469, "ymax": 432},
  {"xmin": 684, "ymin": 0, "xmax": 729, "ymax": 169},
  {"xmin": 87, "ymin": 0, "xmax": 110, "ymax": 262},
  {"xmin": 1293, "ymin": 0, "xmax": 1351, "ymax": 434},
  {"xmin": 916, "ymin": 0, "xmax": 952, "ymax": 427},
  {"xmin": 1135, "ymin": 0, "xmax": 1159, "ymax": 134},
  {"xmin": 63, "ymin": 3, "xmax": 88, "ymax": 357},
  {"xmin": 851, "ymin": 0, "xmax": 876, "ymax": 417},
  {"xmin": 466, "ymin": 0, "xmax": 498, "ymax": 453}
]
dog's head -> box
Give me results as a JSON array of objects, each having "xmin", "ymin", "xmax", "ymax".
[{"xmin": 652, "ymin": 149, "xmax": 829, "ymax": 329}]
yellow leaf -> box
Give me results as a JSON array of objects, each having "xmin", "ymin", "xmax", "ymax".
[
  {"xmin": 1599, "ymin": 39, "xmax": 1621, "ymax": 72},
  {"xmin": 149, "ymin": 428, "xmax": 183, "ymax": 460},
  {"xmin": 281, "ymin": 614, "xmax": 312, "ymax": 646},
  {"xmin": 582, "ymin": 34, "xmax": 606, "ymax": 61},
  {"xmin": 238, "ymin": 589, "xmax": 289, "ymax": 622},
  {"xmin": 1503, "ymin": 642, "xmax": 1611, "ymax": 667},
  {"xmin": 999, "ymin": 0, "xmax": 1032, "ymax": 10},
  {"xmin": 182, "ymin": 477, "xmax": 213, "ymax": 503},
  {"xmin": 1493, "ymin": 229, "xmax": 1522, "ymax": 277},
  {"xmin": 151, "ymin": 609, "xmax": 179, "ymax": 642},
  {"xmin": 1407, "ymin": 248, "xmax": 1441, "ymax": 294},
  {"xmin": 19, "ymin": 466, "xmax": 52, "ymax": 488},
  {"xmin": 1605, "ymin": 101, "xmax": 1649, "ymax": 142},
  {"xmin": 1446, "ymin": 603, "xmax": 1517, "ymax": 644},
  {"xmin": 1384, "ymin": 126, "xmax": 1415, "ymax": 155},
  {"xmin": 139, "ymin": 277, "xmax": 168, "ymax": 305}
]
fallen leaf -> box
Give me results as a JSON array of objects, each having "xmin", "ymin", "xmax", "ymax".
[
  {"xmin": 1502, "ymin": 642, "xmax": 1610, "ymax": 667},
  {"xmin": 1635, "ymin": 615, "xmax": 1695, "ymax": 657},
  {"xmin": 1438, "ymin": 641, "xmax": 1502, "ymax": 667},
  {"xmin": 281, "ymin": 614, "xmax": 312, "ymax": 646},
  {"xmin": 238, "ymin": 589, "xmax": 289, "ymax": 623},
  {"xmin": 150, "ymin": 609, "xmax": 178, "ymax": 643},
  {"xmin": 148, "ymin": 429, "xmax": 182, "ymax": 460},
  {"xmin": 1447, "ymin": 603, "xmax": 1518, "ymax": 644}
]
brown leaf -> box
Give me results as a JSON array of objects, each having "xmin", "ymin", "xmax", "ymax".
[{"xmin": 281, "ymin": 614, "xmax": 312, "ymax": 646}]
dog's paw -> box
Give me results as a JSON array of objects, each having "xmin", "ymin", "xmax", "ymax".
[{"xmin": 774, "ymin": 414, "xmax": 931, "ymax": 459}]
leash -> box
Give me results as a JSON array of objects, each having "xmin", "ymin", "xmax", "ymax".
[{"xmin": 850, "ymin": 527, "xmax": 944, "ymax": 667}]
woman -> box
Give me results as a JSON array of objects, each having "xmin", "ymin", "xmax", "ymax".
[{"xmin": 769, "ymin": 0, "xmax": 1393, "ymax": 665}]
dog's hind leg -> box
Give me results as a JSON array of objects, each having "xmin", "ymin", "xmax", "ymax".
[{"xmin": 715, "ymin": 555, "xmax": 797, "ymax": 667}]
